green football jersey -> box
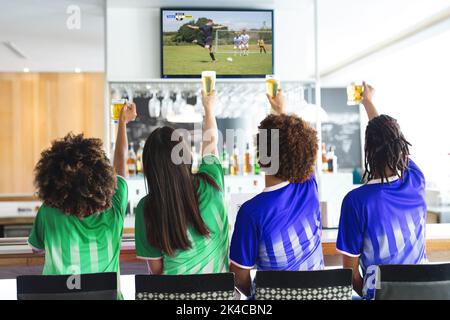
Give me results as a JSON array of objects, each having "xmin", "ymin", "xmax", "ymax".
[
  {"xmin": 135, "ymin": 155, "xmax": 229, "ymax": 274},
  {"xmin": 28, "ymin": 176, "xmax": 128, "ymax": 276}
]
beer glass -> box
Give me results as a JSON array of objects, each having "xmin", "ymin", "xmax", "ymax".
[
  {"xmin": 347, "ymin": 82, "xmax": 364, "ymax": 105},
  {"xmin": 201, "ymin": 71, "xmax": 216, "ymax": 95},
  {"xmin": 111, "ymin": 99, "xmax": 127, "ymax": 122},
  {"xmin": 265, "ymin": 75, "xmax": 280, "ymax": 98}
]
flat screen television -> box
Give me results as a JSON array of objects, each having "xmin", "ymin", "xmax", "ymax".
[{"xmin": 161, "ymin": 8, "xmax": 274, "ymax": 78}]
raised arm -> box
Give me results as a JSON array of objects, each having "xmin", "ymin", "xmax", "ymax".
[
  {"xmin": 201, "ymin": 90, "xmax": 219, "ymax": 157},
  {"xmin": 113, "ymin": 102, "xmax": 137, "ymax": 177},
  {"xmin": 266, "ymin": 89, "xmax": 286, "ymax": 115},
  {"xmin": 362, "ymin": 81, "xmax": 379, "ymax": 120},
  {"xmin": 213, "ymin": 25, "xmax": 227, "ymax": 29},
  {"xmin": 187, "ymin": 25, "xmax": 199, "ymax": 30}
]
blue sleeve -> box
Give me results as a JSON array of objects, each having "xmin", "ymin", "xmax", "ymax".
[
  {"xmin": 336, "ymin": 192, "xmax": 365, "ymax": 257},
  {"xmin": 407, "ymin": 159, "xmax": 425, "ymax": 187},
  {"xmin": 230, "ymin": 204, "xmax": 259, "ymax": 268}
]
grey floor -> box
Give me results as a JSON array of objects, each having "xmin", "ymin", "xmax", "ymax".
[{"xmin": 0, "ymin": 261, "xmax": 148, "ymax": 279}]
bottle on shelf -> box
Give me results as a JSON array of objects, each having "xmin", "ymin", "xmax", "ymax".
[
  {"xmin": 127, "ymin": 142, "xmax": 137, "ymax": 177},
  {"xmin": 230, "ymin": 140, "xmax": 239, "ymax": 176},
  {"xmin": 221, "ymin": 143, "xmax": 230, "ymax": 175},
  {"xmin": 326, "ymin": 146, "xmax": 338, "ymax": 173},
  {"xmin": 243, "ymin": 142, "xmax": 251, "ymax": 175},
  {"xmin": 321, "ymin": 143, "xmax": 328, "ymax": 172},
  {"xmin": 136, "ymin": 140, "xmax": 145, "ymax": 175},
  {"xmin": 191, "ymin": 145, "xmax": 199, "ymax": 174},
  {"xmin": 253, "ymin": 151, "xmax": 261, "ymax": 175}
]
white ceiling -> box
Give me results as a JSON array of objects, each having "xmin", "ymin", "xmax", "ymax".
[
  {"xmin": 0, "ymin": 0, "xmax": 104, "ymax": 72},
  {"xmin": 0, "ymin": 0, "xmax": 448, "ymax": 73},
  {"xmin": 318, "ymin": 0, "xmax": 450, "ymax": 75}
]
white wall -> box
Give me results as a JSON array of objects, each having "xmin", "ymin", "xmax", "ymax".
[
  {"xmin": 106, "ymin": 1, "xmax": 316, "ymax": 80},
  {"xmin": 107, "ymin": 7, "xmax": 160, "ymax": 79},
  {"xmin": 322, "ymin": 26, "xmax": 450, "ymax": 190}
]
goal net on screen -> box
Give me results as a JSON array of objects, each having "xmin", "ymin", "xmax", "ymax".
[{"xmin": 214, "ymin": 30, "xmax": 273, "ymax": 54}]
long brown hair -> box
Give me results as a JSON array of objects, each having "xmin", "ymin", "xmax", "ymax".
[{"xmin": 142, "ymin": 126, "xmax": 219, "ymax": 256}]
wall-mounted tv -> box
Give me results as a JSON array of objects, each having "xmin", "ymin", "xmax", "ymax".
[{"xmin": 161, "ymin": 8, "xmax": 274, "ymax": 78}]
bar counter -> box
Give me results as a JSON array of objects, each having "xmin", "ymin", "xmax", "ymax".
[{"xmin": 1, "ymin": 223, "xmax": 450, "ymax": 267}]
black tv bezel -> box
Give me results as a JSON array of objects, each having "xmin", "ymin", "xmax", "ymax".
[{"xmin": 160, "ymin": 7, "xmax": 274, "ymax": 79}]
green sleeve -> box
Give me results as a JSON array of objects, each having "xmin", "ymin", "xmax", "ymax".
[
  {"xmin": 135, "ymin": 197, "xmax": 163, "ymax": 259},
  {"xmin": 198, "ymin": 154, "xmax": 224, "ymax": 190},
  {"xmin": 112, "ymin": 176, "xmax": 128, "ymax": 218},
  {"xmin": 28, "ymin": 207, "xmax": 45, "ymax": 250}
]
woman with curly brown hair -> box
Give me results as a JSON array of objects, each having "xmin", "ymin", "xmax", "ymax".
[
  {"xmin": 28, "ymin": 103, "xmax": 136, "ymax": 282},
  {"xmin": 230, "ymin": 90, "xmax": 323, "ymax": 297}
]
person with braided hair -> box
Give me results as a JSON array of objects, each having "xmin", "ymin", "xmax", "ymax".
[{"xmin": 337, "ymin": 82, "xmax": 427, "ymax": 299}]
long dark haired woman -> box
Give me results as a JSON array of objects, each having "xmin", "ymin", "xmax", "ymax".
[{"xmin": 135, "ymin": 90, "xmax": 229, "ymax": 274}]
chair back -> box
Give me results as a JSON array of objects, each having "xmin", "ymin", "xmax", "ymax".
[
  {"xmin": 372, "ymin": 264, "xmax": 450, "ymax": 300},
  {"xmin": 135, "ymin": 273, "xmax": 236, "ymax": 300},
  {"xmin": 255, "ymin": 269, "xmax": 353, "ymax": 300},
  {"xmin": 16, "ymin": 272, "xmax": 118, "ymax": 300}
]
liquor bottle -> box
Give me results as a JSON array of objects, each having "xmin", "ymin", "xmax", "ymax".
[
  {"xmin": 127, "ymin": 142, "xmax": 137, "ymax": 177},
  {"xmin": 136, "ymin": 140, "xmax": 145, "ymax": 175},
  {"xmin": 327, "ymin": 146, "xmax": 338, "ymax": 173},
  {"xmin": 243, "ymin": 142, "xmax": 251, "ymax": 175},
  {"xmin": 221, "ymin": 143, "xmax": 230, "ymax": 175},
  {"xmin": 253, "ymin": 149, "xmax": 261, "ymax": 175},
  {"xmin": 321, "ymin": 143, "xmax": 328, "ymax": 172},
  {"xmin": 192, "ymin": 146, "xmax": 199, "ymax": 173},
  {"xmin": 230, "ymin": 141, "xmax": 239, "ymax": 176}
]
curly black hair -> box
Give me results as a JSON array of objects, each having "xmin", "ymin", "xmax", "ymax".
[
  {"xmin": 34, "ymin": 133, "xmax": 116, "ymax": 218},
  {"xmin": 258, "ymin": 114, "xmax": 318, "ymax": 183},
  {"xmin": 363, "ymin": 114, "xmax": 411, "ymax": 183}
]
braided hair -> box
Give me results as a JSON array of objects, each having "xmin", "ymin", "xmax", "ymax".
[{"xmin": 363, "ymin": 114, "xmax": 411, "ymax": 184}]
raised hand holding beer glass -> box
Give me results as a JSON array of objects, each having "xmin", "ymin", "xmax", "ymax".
[
  {"xmin": 120, "ymin": 102, "xmax": 137, "ymax": 124},
  {"xmin": 201, "ymin": 71, "xmax": 216, "ymax": 96},
  {"xmin": 114, "ymin": 101, "xmax": 137, "ymax": 178},
  {"xmin": 361, "ymin": 81, "xmax": 379, "ymax": 120},
  {"xmin": 266, "ymin": 88, "xmax": 285, "ymax": 115}
]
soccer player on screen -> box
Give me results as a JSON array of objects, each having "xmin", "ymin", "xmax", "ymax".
[
  {"xmin": 233, "ymin": 32, "xmax": 241, "ymax": 56},
  {"xmin": 187, "ymin": 19, "xmax": 226, "ymax": 62},
  {"xmin": 258, "ymin": 38, "xmax": 267, "ymax": 54},
  {"xmin": 241, "ymin": 30, "xmax": 250, "ymax": 56}
]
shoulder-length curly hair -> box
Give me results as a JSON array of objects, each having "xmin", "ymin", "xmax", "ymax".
[
  {"xmin": 34, "ymin": 133, "xmax": 116, "ymax": 218},
  {"xmin": 258, "ymin": 114, "xmax": 318, "ymax": 183}
]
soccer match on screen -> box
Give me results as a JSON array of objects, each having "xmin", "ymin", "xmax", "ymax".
[{"xmin": 161, "ymin": 10, "xmax": 273, "ymax": 77}]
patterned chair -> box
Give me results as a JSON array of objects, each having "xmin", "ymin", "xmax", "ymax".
[
  {"xmin": 371, "ymin": 263, "xmax": 450, "ymax": 300},
  {"xmin": 254, "ymin": 269, "xmax": 353, "ymax": 300},
  {"xmin": 16, "ymin": 272, "xmax": 118, "ymax": 300},
  {"xmin": 135, "ymin": 273, "xmax": 236, "ymax": 300}
]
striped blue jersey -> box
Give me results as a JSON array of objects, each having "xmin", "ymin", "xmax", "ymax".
[
  {"xmin": 230, "ymin": 177, "xmax": 324, "ymax": 271},
  {"xmin": 337, "ymin": 159, "xmax": 427, "ymax": 298}
]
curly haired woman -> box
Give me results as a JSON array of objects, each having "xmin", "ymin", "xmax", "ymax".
[
  {"xmin": 28, "ymin": 103, "xmax": 137, "ymax": 284},
  {"xmin": 230, "ymin": 90, "xmax": 323, "ymax": 297}
]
